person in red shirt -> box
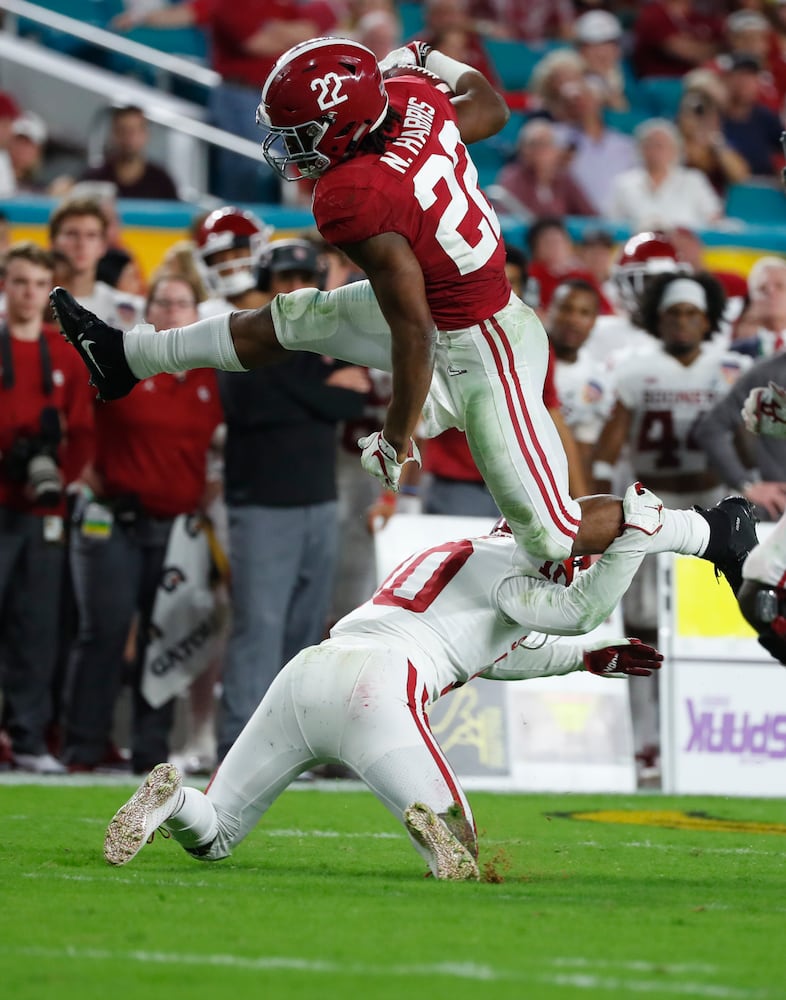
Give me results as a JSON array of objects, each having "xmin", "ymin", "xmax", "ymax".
[
  {"xmin": 111, "ymin": 0, "xmax": 338, "ymax": 202},
  {"xmin": 632, "ymin": 0, "xmax": 723, "ymax": 80},
  {"xmin": 60, "ymin": 274, "xmax": 223, "ymax": 774},
  {"xmin": 0, "ymin": 243, "xmax": 94, "ymax": 773}
]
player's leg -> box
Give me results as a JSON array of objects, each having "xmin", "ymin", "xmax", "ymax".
[
  {"xmin": 334, "ymin": 651, "xmax": 479, "ymax": 880},
  {"xmin": 50, "ymin": 281, "xmax": 394, "ymax": 401},
  {"xmin": 103, "ymin": 650, "xmax": 320, "ymax": 866},
  {"xmin": 450, "ymin": 299, "xmax": 582, "ymax": 560}
]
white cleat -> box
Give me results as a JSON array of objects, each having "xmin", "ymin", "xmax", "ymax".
[
  {"xmin": 404, "ymin": 802, "xmax": 479, "ymax": 881},
  {"xmin": 104, "ymin": 762, "xmax": 183, "ymax": 867}
]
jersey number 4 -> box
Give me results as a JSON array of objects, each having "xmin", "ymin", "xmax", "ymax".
[{"xmin": 373, "ymin": 538, "xmax": 474, "ymax": 611}]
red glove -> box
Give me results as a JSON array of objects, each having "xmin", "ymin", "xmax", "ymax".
[{"xmin": 583, "ymin": 638, "xmax": 663, "ymax": 679}]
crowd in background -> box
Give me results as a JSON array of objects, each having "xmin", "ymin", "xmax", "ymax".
[{"xmin": 2, "ymin": 0, "xmax": 786, "ymax": 783}]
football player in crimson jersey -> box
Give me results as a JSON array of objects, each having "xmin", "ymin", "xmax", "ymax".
[
  {"xmin": 50, "ymin": 38, "xmax": 758, "ymax": 588},
  {"xmin": 102, "ymin": 483, "xmax": 665, "ymax": 880}
]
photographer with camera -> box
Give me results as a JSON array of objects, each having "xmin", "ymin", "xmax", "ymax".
[{"xmin": 0, "ymin": 242, "xmax": 94, "ymax": 773}]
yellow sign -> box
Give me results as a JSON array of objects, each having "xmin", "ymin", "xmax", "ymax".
[{"xmin": 674, "ymin": 557, "xmax": 756, "ymax": 638}]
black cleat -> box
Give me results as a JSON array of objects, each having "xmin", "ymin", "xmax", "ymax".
[
  {"xmin": 695, "ymin": 495, "xmax": 760, "ymax": 596},
  {"xmin": 49, "ymin": 286, "xmax": 139, "ymax": 401}
]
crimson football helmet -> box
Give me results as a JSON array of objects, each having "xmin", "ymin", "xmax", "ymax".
[
  {"xmin": 613, "ymin": 231, "xmax": 690, "ymax": 314},
  {"xmin": 195, "ymin": 206, "xmax": 272, "ymax": 299},
  {"xmin": 257, "ymin": 37, "xmax": 389, "ymax": 181}
]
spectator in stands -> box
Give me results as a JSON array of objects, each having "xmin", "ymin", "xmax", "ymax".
[
  {"xmin": 734, "ymin": 255, "xmax": 786, "ymax": 358},
  {"xmin": 492, "ymin": 118, "xmax": 597, "ymax": 219},
  {"xmin": 48, "ymin": 196, "xmax": 144, "ymax": 329},
  {"xmin": 80, "ymin": 105, "xmax": 178, "ymax": 200},
  {"xmin": 529, "ymin": 48, "xmax": 587, "ymax": 121},
  {"xmin": 467, "ymin": 0, "xmax": 575, "ymax": 43},
  {"xmin": 216, "ymin": 239, "xmax": 371, "ymax": 760},
  {"xmin": 111, "ymin": 2, "xmax": 338, "ymax": 203},
  {"xmin": 0, "ymin": 91, "xmax": 19, "ymax": 197},
  {"xmin": 766, "ymin": 0, "xmax": 786, "ymax": 104},
  {"xmin": 720, "ymin": 53, "xmax": 784, "ymax": 178},
  {"xmin": 572, "ymin": 9, "xmax": 629, "ymax": 112},
  {"xmin": 0, "ymin": 243, "xmax": 94, "ymax": 774},
  {"xmin": 711, "ymin": 10, "xmax": 784, "ymax": 114},
  {"xmin": 353, "ymin": 8, "xmax": 402, "ymax": 60},
  {"xmin": 8, "ymin": 112, "xmax": 48, "ymax": 194},
  {"xmin": 676, "ymin": 70, "xmax": 751, "ymax": 198},
  {"xmin": 631, "ymin": 0, "xmax": 723, "ymax": 80},
  {"xmin": 414, "ymin": 0, "xmax": 502, "ymax": 91},
  {"xmin": 60, "ymin": 274, "xmax": 223, "ymax": 773},
  {"xmin": 550, "ymin": 72, "xmax": 638, "ymax": 215},
  {"xmin": 607, "ymin": 118, "xmax": 723, "ymax": 230},
  {"xmin": 96, "ymin": 247, "xmax": 147, "ymax": 298}
]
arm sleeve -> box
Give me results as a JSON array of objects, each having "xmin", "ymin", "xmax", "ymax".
[
  {"xmin": 493, "ymin": 532, "xmax": 652, "ymax": 635},
  {"xmin": 692, "ymin": 367, "xmax": 762, "ymax": 488},
  {"xmin": 480, "ymin": 639, "xmax": 583, "ymax": 680}
]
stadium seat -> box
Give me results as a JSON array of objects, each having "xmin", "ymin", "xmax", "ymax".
[
  {"xmin": 633, "ymin": 76, "xmax": 684, "ymax": 120},
  {"xmin": 725, "ymin": 181, "xmax": 786, "ymax": 224},
  {"xmin": 602, "ymin": 106, "xmax": 651, "ymax": 135},
  {"xmin": 398, "ymin": 2, "xmax": 425, "ymax": 39},
  {"xmin": 482, "ymin": 38, "xmax": 569, "ymax": 92}
]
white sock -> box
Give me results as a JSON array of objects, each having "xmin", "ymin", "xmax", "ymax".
[
  {"xmin": 650, "ymin": 508, "xmax": 710, "ymax": 558},
  {"xmin": 123, "ymin": 313, "xmax": 247, "ymax": 379},
  {"xmin": 164, "ymin": 787, "xmax": 219, "ymax": 850}
]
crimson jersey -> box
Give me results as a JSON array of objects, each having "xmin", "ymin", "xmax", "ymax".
[
  {"xmin": 313, "ymin": 76, "xmax": 510, "ymax": 330},
  {"xmin": 94, "ymin": 370, "xmax": 222, "ymax": 517},
  {"xmin": 0, "ymin": 328, "xmax": 95, "ymax": 515}
]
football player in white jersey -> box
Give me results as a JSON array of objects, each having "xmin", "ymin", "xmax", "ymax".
[
  {"xmin": 591, "ymin": 272, "xmax": 751, "ymax": 777},
  {"xmin": 546, "ymin": 279, "xmax": 615, "ymax": 486},
  {"xmin": 102, "ymin": 483, "xmax": 667, "ymax": 881}
]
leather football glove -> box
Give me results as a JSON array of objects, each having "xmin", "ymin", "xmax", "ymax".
[
  {"xmin": 358, "ymin": 431, "xmax": 421, "ymax": 492},
  {"xmin": 583, "ymin": 638, "xmax": 664, "ymax": 678},
  {"xmin": 741, "ymin": 381, "xmax": 786, "ymax": 439}
]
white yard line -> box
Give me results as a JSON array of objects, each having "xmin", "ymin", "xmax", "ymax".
[{"xmin": 0, "ymin": 946, "xmax": 773, "ymax": 997}]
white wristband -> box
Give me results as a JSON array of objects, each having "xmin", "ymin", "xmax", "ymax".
[
  {"xmin": 592, "ymin": 460, "xmax": 616, "ymax": 482},
  {"xmin": 423, "ymin": 50, "xmax": 474, "ymax": 92}
]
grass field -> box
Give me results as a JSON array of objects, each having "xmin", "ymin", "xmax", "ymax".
[{"xmin": 3, "ymin": 778, "xmax": 786, "ymax": 1000}]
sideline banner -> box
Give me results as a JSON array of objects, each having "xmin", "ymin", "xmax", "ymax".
[
  {"xmin": 659, "ymin": 524, "xmax": 786, "ymax": 796},
  {"xmin": 374, "ymin": 515, "xmax": 635, "ymax": 792}
]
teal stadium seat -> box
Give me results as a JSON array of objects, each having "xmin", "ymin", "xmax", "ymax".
[
  {"xmin": 632, "ymin": 75, "xmax": 684, "ymax": 120},
  {"xmin": 398, "ymin": 2, "xmax": 425, "ymax": 39},
  {"xmin": 725, "ymin": 182, "xmax": 786, "ymax": 224},
  {"xmin": 482, "ymin": 38, "xmax": 568, "ymax": 92}
]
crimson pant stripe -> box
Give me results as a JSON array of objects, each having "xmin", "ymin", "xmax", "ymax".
[
  {"xmin": 480, "ymin": 318, "xmax": 579, "ymax": 540},
  {"xmin": 406, "ymin": 662, "xmax": 473, "ymax": 831}
]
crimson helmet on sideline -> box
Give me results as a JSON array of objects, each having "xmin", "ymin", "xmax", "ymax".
[
  {"xmin": 613, "ymin": 231, "xmax": 690, "ymax": 314},
  {"xmin": 195, "ymin": 206, "xmax": 272, "ymax": 299}
]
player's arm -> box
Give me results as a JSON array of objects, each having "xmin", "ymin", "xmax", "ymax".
[
  {"xmin": 379, "ymin": 43, "xmax": 509, "ymax": 144},
  {"xmin": 481, "ymin": 637, "xmax": 662, "ymax": 682},
  {"xmin": 591, "ymin": 399, "xmax": 632, "ymax": 492},
  {"xmin": 494, "ymin": 483, "xmax": 663, "ymax": 635},
  {"xmin": 339, "ymin": 232, "xmax": 435, "ymax": 462}
]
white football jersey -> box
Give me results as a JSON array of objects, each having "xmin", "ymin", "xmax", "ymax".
[
  {"xmin": 583, "ymin": 313, "xmax": 658, "ymax": 370},
  {"xmin": 743, "ymin": 515, "xmax": 786, "ymax": 589},
  {"xmin": 332, "ymin": 524, "xmax": 652, "ymax": 702},
  {"xmin": 554, "ymin": 350, "xmax": 615, "ymax": 445},
  {"xmin": 614, "ymin": 344, "xmax": 751, "ymax": 477}
]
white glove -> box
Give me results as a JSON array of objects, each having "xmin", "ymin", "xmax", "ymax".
[
  {"xmin": 378, "ymin": 41, "xmax": 430, "ymax": 74},
  {"xmin": 358, "ymin": 432, "xmax": 421, "ymax": 492},
  {"xmin": 741, "ymin": 382, "xmax": 786, "ymax": 439},
  {"xmin": 621, "ymin": 481, "xmax": 663, "ymax": 537}
]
